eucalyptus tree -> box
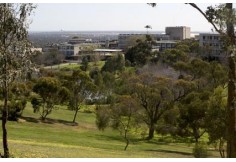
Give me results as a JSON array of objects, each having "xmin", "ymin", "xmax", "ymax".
[
  {"xmin": 128, "ymin": 73, "xmax": 174, "ymax": 139},
  {"xmin": 31, "ymin": 77, "xmax": 69, "ymax": 120},
  {"xmin": 0, "ymin": 3, "xmax": 35, "ymax": 157},
  {"xmin": 66, "ymin": 70, "xmax": 96, "ymax": 123}
]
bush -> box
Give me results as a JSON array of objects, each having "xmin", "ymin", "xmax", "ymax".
[{"xmin": 193, "ymin": 144, "xmax": 208, "ymax": 158}]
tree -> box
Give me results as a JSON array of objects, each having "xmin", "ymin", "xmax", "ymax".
[
  {"xmin": 96, "ymin": 95, "xmax": 140, "ymax": 150},
  {"xmin": 0, "ymin": 3, "xmax": 35, "ymax": 158},
  {"xmin": 8, "ymin": 82, "xmax": 30, "ymax": 121},
  {"xmin": 80, "ymin": 56, "xmax": 89, "ymax": 71},
  {"xmin": 144, "ymin": 25, "xmax": 152, "ymax": 35},
  {"xmin": 129, "ymin": 73, "xmax": 173, "ymax": 139},
  {"xmin": 177, "ymin": 91, "xmax": 210, "ymax": 143},
  {"xmin": 206, "ymin": 86, "xmax": 227, "ymax": 158},
  {"xmin": 101, "ymin": 54, "xmax": 125, "ymax": 73},
  {"xmin": 149, "ymin": 3, "xmax": 236, "ymax": 157},
  {"xmin": 31, "ymin": 77, "xmax": 69, "ymax": 120},
  {"xmin": 125, "ymin": 35, "xmax": 154, "ymax": 66},
  {"xmin": 66, "ymin": 70, "xmax": 96, "ymax": 123}
]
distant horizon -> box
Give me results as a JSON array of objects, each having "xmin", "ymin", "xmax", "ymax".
[
  {"xmin": 29, "ymin": 3, "xmax": 219, "ymax": 32},
  {"xmin": 28, "ymin": 30, "xmax": 212, "ymax": 33}
]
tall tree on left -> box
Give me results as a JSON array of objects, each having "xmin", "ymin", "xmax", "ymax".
[{"xmin": 0, "ymin": 3, "xmax": 35, "ymax": 158}]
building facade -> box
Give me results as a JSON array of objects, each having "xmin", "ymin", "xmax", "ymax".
[
  {"xmin": 165, "ymin": 26, "xmax": 191, "ymax": 40},
  {"xmin": 58, "ymin": 43, "xmax": 80, "ymax": 58},
  {"xmin": 199, "ymin": 33, "xmax": 225, "ymax": 61},
  {"xmin": 156, "ymin": 40, "xmax": 177, "ymax": 52}
]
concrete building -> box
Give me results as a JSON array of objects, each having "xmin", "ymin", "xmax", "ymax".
[
  {"xmin": 199, "ymin": 33, "xmax": 225, "ymax": 61},
  {"xmin": 156, "ymin": 40, "xmax": 177, "ymax": 52},
  {"xmin": 165, "ymin": 26, "xmax": 191, "ymax": 40},
  {"xmin": 58, "ymin": 43, "xmax": 80, "ymax": 59}
]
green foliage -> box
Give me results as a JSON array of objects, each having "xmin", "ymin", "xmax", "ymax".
[
  {"xmin": 0, "ymin": 82, "xmax": 31, "ymax": 121},
  {"xmin": 64, "ymin": 69, "xmax": 97, "ymax": 122},
  {"xmin": 177, "ymin": 91, "xmax": 210, "ymax": 143},
  {"xmin": 193, "ymin": 144, "xmax": 209, "ymax": 158},
  {"xmin": 8, "ymin": 99, "xmax": 27, "ymax": 121},
  {"xmin": 125, "ymin": 35, "xmax": 155, "ymax": 66},
  {"xmin": 129, "ymin": 73, "xmax": 174, "ymax": 139},
  {"xmin": 32, "ymin": 77, "xmax": 68, "ymax": 120},
  {"xmin": 205, "ymin": 86, "xmax": 227, "ymax": 157},
  {"xmin": 101, "ymin": 54, "xmax": 125, "ymax": 73},
  {"xmin": 95, "ymin": 105, "xmax": 110, "ymax": 131},
  {"xmin": 161, "ymin": 49, "xmax": 188, "ymax": 65},
  {"xmin": 80, "ymin": 56, "xmax": 90, "ymax": 71},
  {"xmin": 96, "ymin": 95, "xmax": 140, "ymax": 150},
  {"xmin": 31, "ymin": 95, "xmax": 41, "ymax": 113}
]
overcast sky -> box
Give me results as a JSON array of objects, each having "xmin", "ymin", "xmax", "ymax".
[{"xmin": 28, "ymin": 3, "xmax": 230, "ymax": 32}]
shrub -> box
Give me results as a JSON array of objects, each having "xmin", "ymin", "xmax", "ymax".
[{"xmin": 193, "ymin": 144, "xmax": 208, "ymax": 158}]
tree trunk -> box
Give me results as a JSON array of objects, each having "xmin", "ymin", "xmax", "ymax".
[
  {"xmin": 72, "ymin": 107, "xmax": 79, "ymax": 123},
  {"xmin": 219, "ymin": 138, "xmax": 225, "ymax": 158},
  {"xmin": 147, "ymin": 123, "xmax": 155, "ymax": 140},
  {"xmin": 2, "ymin": 62, "xmax": 9, "ymax": 157},
  {"xmin": 124, "ymin": 128, "xmax": 129, "ymax": 151},
  {"xmin": 124, "ymin": 138, "xmax": 129, "ymax": 151},
  {"xmin": 2, "ymin": 88, "xmax": 9, "ymax": 158},
  {"xmin": 226, "ymin": 3, "xmax": 236, "ymax": 158}
]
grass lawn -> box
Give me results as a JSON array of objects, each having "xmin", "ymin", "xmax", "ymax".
[{"xmin": 0, "ymin": 103, "xmax": 221, "ymax": 158}]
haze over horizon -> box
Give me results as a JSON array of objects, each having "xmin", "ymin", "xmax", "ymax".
[{"xmin": 29, "ymin": 3, "xmax": 226, "ymax": 32}]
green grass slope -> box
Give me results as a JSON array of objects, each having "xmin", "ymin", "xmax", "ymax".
[{"xmin": 0, "ymin": 103, "xmax": 220, "ymax": 158}]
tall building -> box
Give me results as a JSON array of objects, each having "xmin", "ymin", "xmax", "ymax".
[{"xmin": 165, "ymin": 26, "xmax": 191, "ymax": 40}]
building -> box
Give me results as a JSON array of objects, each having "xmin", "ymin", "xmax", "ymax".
[
  {"xmin": 42, "ymin": 43, "xmax": 58, "ymax": 53},
  {"xmin": 31, "ymin": 48, "xmax": 42, "ymax": 53},
  {"xmin": 68, "ymin": 36, "xmax": 93, "ymax": 44},
  {"xmin": 156, "ymin": 40, "xmax": 177, "ymax": 52},
  {"xmin": 199, "ymin": 33, "xmax": 225, "ymax": 61},
  {"xmin": 165, "ymin": 26, "xmax": 191, "ymax": 40},
  {"xmin": 58, "ymin": 43, "xmax": 80, "ymax": 59}
]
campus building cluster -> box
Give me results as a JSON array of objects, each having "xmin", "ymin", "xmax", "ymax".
[{"xmin": 39, "ymin": 26, "xmax": 225, "ymax": 62}]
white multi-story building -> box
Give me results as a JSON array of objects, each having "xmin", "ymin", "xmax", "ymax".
[
  {"xmin": 199, "ymin": 33, "xmax": 225, "ymax": 61},
  {"xmin": 165, "ymin": 26, "xmax": 191, "ymax": 40}
]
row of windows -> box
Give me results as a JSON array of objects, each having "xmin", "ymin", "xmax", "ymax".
[
  {"xmin": 59, "ymin": 46, "xmax": 74, "ymax": 50},
  {"xmin": 202, "ymin": 36, "xmax": 220, "ymax": 40}
]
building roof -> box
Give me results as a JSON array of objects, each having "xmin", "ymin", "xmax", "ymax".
[
  {"xmin": 199, "ymin": 33, "xmax": 220, "ymax": 35},
  {"xmin": 93, "ymin": 49, "xmax": 122, "ymax": 52},
  {"xmin": 156, "ymin": 40, "xmax": 177, "ymax": 44}
]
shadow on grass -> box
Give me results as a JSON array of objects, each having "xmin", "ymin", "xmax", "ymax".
[
  {"xmin": 43, "ymin": 118, "xmax": 77, "ymax": 126},
  {"xmin": 145, "ymin": 149, "xmax": 192, "ymax": 156},
  {"xmin": 20, "ymin": 116, "xmax": 77, "ymax": 126},
  {"xmin": 20, "ymin": 116, "xmax": 40, "ymax": 123}
]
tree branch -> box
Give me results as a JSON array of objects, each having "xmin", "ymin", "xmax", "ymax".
[{"xmin": 187, "ymin": 3, "xmax": 225, "ymax": 35}]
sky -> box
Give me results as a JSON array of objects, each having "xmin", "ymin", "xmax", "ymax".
[{"xmin": 28, "ymin": 3, "xmax": 229, "ymax": 32}]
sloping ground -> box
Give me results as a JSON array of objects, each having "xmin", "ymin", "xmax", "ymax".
[{"xmin": 0, "ymin": 104, "xmax": 220, "ymax": 158}]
